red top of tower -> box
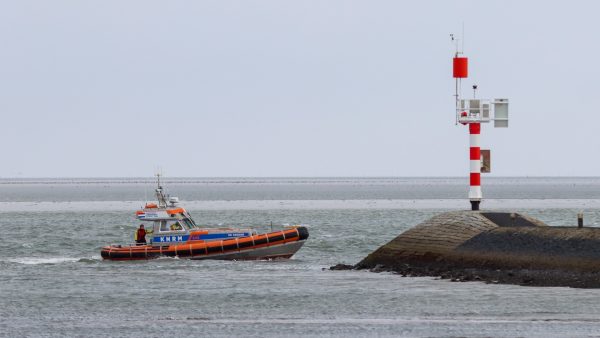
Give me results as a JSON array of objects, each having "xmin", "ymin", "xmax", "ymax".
[{"xmin": 453, "ymin": 57, "xmax": 468, "ymax": 78}]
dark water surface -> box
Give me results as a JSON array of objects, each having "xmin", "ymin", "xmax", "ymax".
[{"xmin": 2, "ymin": 178, "xmax": 600, "ymax": 337}]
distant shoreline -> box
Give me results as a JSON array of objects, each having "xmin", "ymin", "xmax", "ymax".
[
  {"xmin": 2, "ymin": 199, "xmax": 600, "ymax": 212},
  {"xmin": 1, "ymin": 176, "xmax": 600, "ymax": 185}
]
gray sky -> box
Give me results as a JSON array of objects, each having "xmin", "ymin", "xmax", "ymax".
[{"xmin": 1, "ymin": 1, "xmax": 599, "ymax": 177}]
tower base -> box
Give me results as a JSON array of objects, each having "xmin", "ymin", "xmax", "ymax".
[{"xmin": 470, "ymin": 200, "xmax": 480, "ymax": 211}]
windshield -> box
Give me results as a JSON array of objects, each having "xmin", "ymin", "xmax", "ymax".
[
  {"xmin": 183, "ymin": 218, "xmax": 196, "ymax": 229},
  {"xmin": 181, "ymin": 212, "xmax": 198, "ymax": 228},
  {"xmin": 158, "ymin": 219, "xmax": 189, "ymax": 232}
]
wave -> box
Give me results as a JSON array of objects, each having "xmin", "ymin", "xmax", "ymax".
[
  {"xmin": 166, "ymin": 316, "xmax": 600, "ymax": 325},
  {"xmin": 5, "ymin": 257, "xmax": 79, "ymax": 265},
  {"xmin": 4, "ymin": 256, "xmax": 102, "ymax": 265}
]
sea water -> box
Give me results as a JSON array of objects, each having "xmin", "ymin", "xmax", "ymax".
[{"xmin": 2, "ymin": 177, "xmax": 600, "ymax": 337}]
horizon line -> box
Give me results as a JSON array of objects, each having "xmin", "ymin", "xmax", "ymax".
[{"xmin": 1, "ymin": 176, "xmax": 600, "ymax": 180}]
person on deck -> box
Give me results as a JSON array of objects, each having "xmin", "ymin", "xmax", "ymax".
[{"xmin": 136, "ymin": 224, "xmax": 148, "ymax": 245}]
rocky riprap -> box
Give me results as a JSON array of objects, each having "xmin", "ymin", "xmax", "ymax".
[{"xmin": 335, "ymin": 211, "xmax": 600, "ymax": 288}]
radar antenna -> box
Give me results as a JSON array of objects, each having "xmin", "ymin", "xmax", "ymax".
[{"xmin": 155, "ymin": 170, "xmax": 168, "ymax": 207}]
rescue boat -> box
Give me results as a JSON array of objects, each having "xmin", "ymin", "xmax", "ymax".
[{"xmin": 100, "ymin": 176, "xmax": 309, "ymax": 261}]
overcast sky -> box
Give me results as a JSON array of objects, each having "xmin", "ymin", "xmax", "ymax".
[{"xmin": 0, "ymin": 1, "xmax": 598, "ymax": 177}]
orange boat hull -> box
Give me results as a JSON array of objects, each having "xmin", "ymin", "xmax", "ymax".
[{"xmin": 101, "ymin": 226, "xmax": 308, "ymax": 261}]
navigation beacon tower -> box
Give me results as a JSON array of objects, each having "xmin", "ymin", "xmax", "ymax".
[{"xmin": 451, "ymin": 34, "xmax": 509, "ymax": 211}]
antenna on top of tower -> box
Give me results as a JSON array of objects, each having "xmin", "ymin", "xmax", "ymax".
[
  {"xmin": 450, "ymin": 23, "xmax": 466, "ymax": 56},
  {"xmin": 461, "ymin": 22, "xmax": 465, "ymax": 55},
  {"xmin": 450, "ymin": 33, "xmax": 460, "ymax": 56}
]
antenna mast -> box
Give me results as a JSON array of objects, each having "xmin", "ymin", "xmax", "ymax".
[{"xmin": 155, "ymin": 169, "xmax": 167, "ymax": 207}]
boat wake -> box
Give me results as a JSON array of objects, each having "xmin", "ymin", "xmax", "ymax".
[{"xmin": 4, "ymin": 256, "xmax": 102, "ymax": 265}]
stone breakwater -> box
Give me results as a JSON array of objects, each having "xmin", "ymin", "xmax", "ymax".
[{"xmin": 340, "ymin": 211, "xmax": 600, "ymax": 288}]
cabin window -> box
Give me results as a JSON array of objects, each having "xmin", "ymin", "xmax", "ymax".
[
  {"xmin": 169, "ymin": 221, "xmax": 184, "ymax": 231},
  {"xmin": 159, "ymin": 221, "xmax": 169, "ymax": 232},
  {"xmin": 159, "ymin": 220, "xmax": 187, "ymax": 232}
]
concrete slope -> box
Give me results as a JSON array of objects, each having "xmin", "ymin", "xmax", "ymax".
[{"xmin": 354, "ymin": 211, "xmax": 600, "ymax": 288}]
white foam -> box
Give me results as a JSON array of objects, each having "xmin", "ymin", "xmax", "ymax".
[
  {"xmin": 0, "ymin": 199, "xmax": 599, "ymax": 212},
  {"xmin": 174, "ymin": 316, "xmax": 600, "ymax": 325},
  {"xmin": 5, "ymin": 257, "xmax": 80, "ymax": 265}
]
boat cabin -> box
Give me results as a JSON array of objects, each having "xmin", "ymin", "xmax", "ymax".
[
  {"xmin": 136, "ymin": 204, "xmax": 255, "ymax": 246},
  {"xmin": 134, "ymin": 178, "xmax": 255, "ymax": 246}
]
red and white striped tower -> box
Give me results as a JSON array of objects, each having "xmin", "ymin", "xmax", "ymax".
[
  {"xmin": 451, "ymin": 35, "xmax": 509, "ymax": 211},
  {"xmin": 453, "ymin": 52, "xmax": 483, "ymax": 210},
  {"xmin": 468, "ymin": 123, "xmax": 481, "ymax": 210}
]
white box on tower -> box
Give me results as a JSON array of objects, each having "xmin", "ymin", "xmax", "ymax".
[{"xmin": 494, "ymin": 99, "xmax": 509, "ymax": 128}]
